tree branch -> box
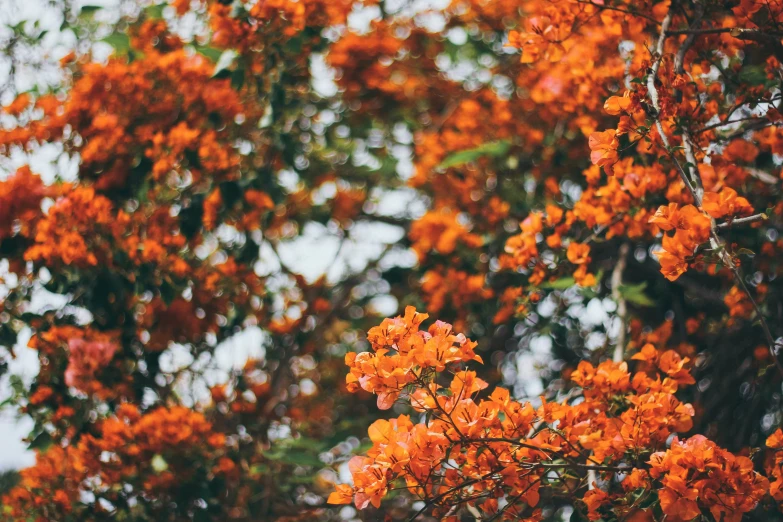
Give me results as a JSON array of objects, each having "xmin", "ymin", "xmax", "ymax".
[
  {"xmin": 646, "ymin": 7, "xmax": 783, "ymax": 378},
  {"xmin": 667, "ymin": 27, "xmax": 783, "ymax": 36},
  {"xmin": 611, "ymin": 243, "xmax": 630, "ymax": 363},
  {"xmin": 674, "ymin": 0, "xmax": 704, "ymax": 74},
  {"xmin": 716, "ymin": 213, "xmax": 768, "ymax": 230}
]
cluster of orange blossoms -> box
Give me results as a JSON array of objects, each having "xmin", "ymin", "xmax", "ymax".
[
  {"xmin": 766, "ymin": 429, "xmax": 783, "ymax": 507},
  {"xmin": 503, "ymin": 208, "xmax": 597, "ymax": 288},
  {"xmin": 408, "ymin": 210, "xmax": 484, "ymax": 261},
  {"xmin": 649, "ymin": 436, "xmax": 768, "ymax": 522},
  {"xmin": 1, "ymin": 45, "xmax": 247, "ymax": 191},
  {"xmin": 2, "ymin": 0, "xmax": 783, "ymax": 518},
  {"xmin": 0, "ymin": 166, "xmax": 47, "ymax": 241},
  {"xmin": 27, "ymin": 326, "xmax": 123, "ymax": 396},
  {"xmin": 649, "ymin": 203, "xmax": 711, "ymax": 281},
  {"xmin": 420, "ymin": 267, "xmax": 491, "ymax": 315},
  {"xmin": 345, "ymin": 307, "xmax": 483, "ymax": 409},
  {"xmin": 3, "ymin": 405, "xmax": 227, "ymax": 520},
  {"xmin": 331, "ymin": 309, "xmax": 773, "ymax": 520},
  {"xmin": 25, "ymin": 187, "xmax": 114, "ymax": 268}
]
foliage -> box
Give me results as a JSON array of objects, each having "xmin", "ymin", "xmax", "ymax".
[{"xmin": 1, "ymin": 0, "xmax": 783, "ymax": 520}]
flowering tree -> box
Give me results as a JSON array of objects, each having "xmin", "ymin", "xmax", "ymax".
[
  {"xmin": 2, "ymin": 0, "xmax": 783, "ymax": 520},
  {"xmin": 331, "ymin": 308, "xmax": 773, "ymax": 520}
]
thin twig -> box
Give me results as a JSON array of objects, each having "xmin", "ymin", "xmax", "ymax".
[
  {"xmin": 716, "ymin": 213, "xmax": 768, "ymax": 229},
  {"xmin": 694, "ymin": 116, "xmax": 768, "ymax": 134},
  {"xmin": 667, "ymin": 27, "xmax": 783, "ymax": 36},
  {"xmin": 575, "ymin": 0, "xmax": 662, "ymax": 24},
  {"xmin": 646, "ymin": 11, "xmax": 699, "ymax": 197},
  {"xmin": 407, "ymin": 472, "xmax": 497, "ymax": 521},
  {"xmin": 674, "ymin": 0, "xmax": 704, "ymax": 74},
  {"xmin": 746, "ymin": 167, "xmax": 781, "ymax": 185}
]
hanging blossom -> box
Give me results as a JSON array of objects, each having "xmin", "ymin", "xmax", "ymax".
[{"xmin": 65, "ymin": 337, "xmax": 120, "ymax": 391}]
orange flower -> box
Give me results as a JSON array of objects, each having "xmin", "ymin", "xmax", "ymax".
[
  {"xmin": 604, "ymin": 93, "xmax": 633, "ymax": 115},
  {"xmin": 648, "ymin": 203, "xmax": 680, "ymax": 231},
  {"xmin": 327, "ymin": 484, "xmax": 354, "ymax": 505},
  {"xmin": 3, "ymin": 93, "xmax": 30, "ymax": 116},
  {"xmin": 507, "ymin": 16, "xmax": 568, "ymax": 64},
  {"xmin": 409, "ymin": 210, "xmax": 483, "ymax": 260},
  {"xmin": 589, "ymin": 129, "xmax": 620, "ymax": 174},
  {"xmin": 651, "ymin": 204, "xmax": 711, "ymax": 281},
  {"xmin": 768, "ymin": 428, "xmax": 783, "ymax": 449},
  {"xmin": 658, "ymin": 474, "xmax": 700, "ymax": 521},
  {"xmin": 632, "ymin": 343, "xmax": 659, "ymax": 364},
  {"xmin": 702, "ymin": 187, "xmax": 753, "ymax": 219},
  {"xmin": 0, "ymin": 166, "xmax": 46, "ymax": 240},
  {"xmin": 567, "ymin": 242, "xmax": 591, "ymax": 265},
  {"xmin": 573, "ymin": 265, "xmax": 596, "ymax": 287},
  {"xmin": 583, "ymin": 488, "xmax": 609, "ymax": 520},
  {"xmin": 650, "ymin": 436, "xmax": 768, "ymax": 522},
  {"xmin": 724, "ymin": 286, "xmax": 754, "ymax": 319}
]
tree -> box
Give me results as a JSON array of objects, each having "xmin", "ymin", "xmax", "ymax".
[{"xmin": 1, "ymin": 0, "xmax": 783, "ymax": 520}]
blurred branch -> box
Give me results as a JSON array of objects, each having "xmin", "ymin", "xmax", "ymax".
[
  {"xmin": 611, "ymin": 243, "xmax": 630, "ymax": 363},
  {"xmin": 355, "ymin": 213, "xmax": 410, "ymax": 229},
  {"xmin": 746, "ymin": 168, "xmax": 780, "ymax": 185}
]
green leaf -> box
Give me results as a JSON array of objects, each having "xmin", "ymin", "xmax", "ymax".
[
  {"xmin": 288, "ymin": 437, "xmax": 327, "ymax": 451},
  {"xmin": 136, "ymin": 177, "xmax": 150, "ymax": 204},
  {"xmin": 145, "ymin": 3, "xmax": 166, "ymax": 19},
  {"xmin": 231, "ymin": 67, "xmax": 245, "ymax": 91},
  {"xmin": 101, "ymin": 33, "xmax": 131, "ymax": 55},
  {"xmin": 263, "ymin": 449, "xmax": 322, "ymax": 467},
  {"xmin": 28, "ymin": 431, "xmax": 52, "ymax": 451},
  {"xmin": 193, "ymin": 45, "xmax": 223, "ymax": 63},
  {"xmin": 9, "ymin": 375, "xmax": 24, "ymax": 394},
  {"xmin": 79, "ymin": 4, "xmax": 102, "ymax": 16},
  {"xmin": 618, "ymin": 282, "xmax": 654, "ymax": 307},
  {"xmin": 437, "ymin": 140, "xmax": 511, "ymax": 169},
  {"xmin": 284, "ymin": 35, "xmax": 304, "ymax": 55},
  {"xmin": 739, "ymin": 65, "xmax": 768, "ymax": 86},
  {"xmin": 540, "ymin": 277, "xmax": 575, "ymax": 290},
  {"xmin": 160, "ymin": 280, "xmax": 177, "ymax": 305},
  {"xmin": 580, "ymin": 287, "xmax": 599, "ymax": 299},
  {"xmin": 211, "ymin": 50, "xmax": 239, "ymax": 78},
  {"xmin": 0, "ymin": 469, "xmax": 20, "ymax": 496}
]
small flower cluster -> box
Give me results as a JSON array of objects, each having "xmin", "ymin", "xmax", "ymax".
[
  {"xmin": 345, "ymin": 306, "xmax": 483, "ymax": 409},
  {"xmin": 649, "ymin": 203, "xmax": 711, "ymax": 281},
  {"xmin": 2, "ymin": 405, "xmax": 229, "ymax": 520},
  {"xmin": 650, "ymin": 435, "xmax": 768, "ymax": 522}
]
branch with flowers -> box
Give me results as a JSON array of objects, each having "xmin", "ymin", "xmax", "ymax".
[{"xmin": 329, "ymin": 307, "xmax": 774, "ymax": 521}]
